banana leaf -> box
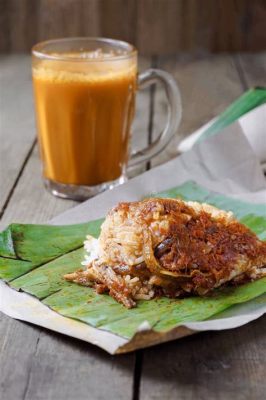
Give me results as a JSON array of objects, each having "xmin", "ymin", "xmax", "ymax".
[
  {"xmin": 0, "ymin": 181, "xmax": 265, "ymax": 340},
  {"xmin": 0, "ymin": 219, "xmax": 103, "ymax": 281}
]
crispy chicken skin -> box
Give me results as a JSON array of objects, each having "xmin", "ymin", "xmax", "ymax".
[{"xmin": 65, "ymin": 198, "xmax": 266, "ymax": 308}]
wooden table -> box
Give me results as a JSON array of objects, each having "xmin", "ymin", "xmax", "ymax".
[{"xmin": 1, "ymin": 53, "xmax": 266, "ymax": 400}]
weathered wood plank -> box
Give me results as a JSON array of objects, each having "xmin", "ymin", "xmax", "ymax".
[
  {"xmin": 0, "ymin": 147, "xmax": 77, "ymax": 227},
  {"xmin": 0, "ymin": 310, "xmax": 136, "ymax": 400},
  {"xmin": 37, "ymin": 0, "xmax": 100, "ymax": 42},
  {"xmin": 245, "ymin": 1, "xmax": 266, "ymax": 51},
  {"xmin": 151, "ymin": 53, "xmax": 244, "ymax": 166},
  {"xmin": 140, "ymin": 317, "xmax": 266, "ymax": 400},
  {"xmin": 0, "ymin": 314, "xmax": 42, "ymax": 400},
  {"xmin": 0, "ymin": 55, "xmax": 36, "ymax": 214},
  {"xmin": 22, "ymin": 330, "xmax": 134, "ymax": 400},
  {"xmin": 0, "ymin": 0, "xmax": 10, "ymax": 51},
  {"xmin": 2, "ymin": 0, "xmax": 39, "ymax": 52},
  {"xmin": 136, "ymin": 0, "xmax": 183, "ymax": 55},
  {"xmin": 211, "ymin": 0, "xmax": 248, "ymax": 52},
  {"xmin": 100, "ymin": 0, "xmax": 136, "ymax": 45},
  {"xmin": 0, "ymin": 56, "xmax": 152, "ymax": 400},
  {"xmin": 1, "ymin": 0, "xmax": 266, "ymax": 54}
]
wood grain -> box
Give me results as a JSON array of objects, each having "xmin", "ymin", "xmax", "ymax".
[
  {"xmin": 37, "ymin": 0, "xmax": 100, "ymax": 42},
  {"xmin": 22, "ymin": 330, "xmax": 134, "ymax": 400},
  {"xmin": 151, "ymin": 53, "xmax": 244, "ymax": 167},
  {"xmin": 100, "ymin": 0, "xmax": 136, "ymax": 44},
  {"xmin": 0, "ymin": 0, "xmax": 10, "ymax": 52},
  {"xmin": 246, "ymin": 0, "xmax": 266, "ymax": 51},
  {"xmin": 139, "ymin": 317, "xmax": 266, "ymax": 400},
  {"xmin": 136, "ymin": 0, "xmax": 183, "ymax": 54},
  {"xmin": 0, "ymin": 0, "xmax": 265, "ymax": 54},
  {"xmin": 0, "ymin": 311, "xmax": 136, "ymax": 400},
  {"xmin": 0, "ymin": 314, "xmax": 42, "ymax": 400},
  {"xmin": 210, "ymin": 0, "xmax": 248, "ymax": 52},
  {"xmin": 0, "ymin": 55, "xmax": 36, "ymax": 215},
  {"xmin": 0, "ymin": 146, "xmax": 77, "ymax": 228}
]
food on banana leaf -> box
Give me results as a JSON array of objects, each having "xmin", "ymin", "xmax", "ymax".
[{"xmin": 64, "ymin": 198, "xmax": 266, "ymax": 308}]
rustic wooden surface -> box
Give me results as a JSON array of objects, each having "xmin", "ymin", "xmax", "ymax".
[
  {"xmin": 0, "ymin": 52, "xmax": 266, "ymax": 400},
  {"xmin": 1, "ymin": 0, "xmax": 266, "ymax": 54}
]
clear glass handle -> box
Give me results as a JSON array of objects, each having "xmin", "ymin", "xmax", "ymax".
[{"xmin": 129, "ymin": 69, "xmax": 182, "ymax": 167}]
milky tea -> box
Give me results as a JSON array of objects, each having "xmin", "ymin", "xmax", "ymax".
[{"xmin": 32, "ymin": 50, "xmax": 137, "ymax": 186}]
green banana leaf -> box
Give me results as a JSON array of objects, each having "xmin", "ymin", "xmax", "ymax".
[
  {"xmin": 0, "ymin": 181, "xmax": 265, "ymax": 340},
  {"xmin": 0, "ymin": 220, "xmax": 103, "ymax": 281},
  {"xmin": 197, "ymin": 87, "xmax": 266, "ymax": 143}
]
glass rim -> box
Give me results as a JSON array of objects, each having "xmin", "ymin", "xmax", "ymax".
[{"xmin": 32, "ymin": 37, "xmax": 137, "ymax": 62}]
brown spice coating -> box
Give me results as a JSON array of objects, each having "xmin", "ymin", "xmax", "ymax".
[
  {"xmin": 65, "ymin": 198, "xmax": 266, "ymax": 308},
  {"xmin": 115, "ymin": 198, "xmax": 266, "ymax": 292}
]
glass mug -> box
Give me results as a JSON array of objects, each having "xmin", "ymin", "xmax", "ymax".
[{"xmin": 32, "ymin": 38, "xmax": 181, "ymax": 200}]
